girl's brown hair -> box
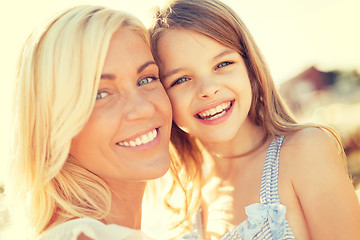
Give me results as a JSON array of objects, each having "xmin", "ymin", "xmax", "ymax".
[{"xmin": 150, "ymin": 0, "xmax": 344, "ymax": 235}]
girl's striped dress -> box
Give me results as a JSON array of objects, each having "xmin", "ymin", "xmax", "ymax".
[{"xmin": 183, "ymin": 136, "xmax": 296, "ymax": 240}]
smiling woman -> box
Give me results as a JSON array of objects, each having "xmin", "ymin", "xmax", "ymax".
[
  {"xmin": 69, "ymin": 27, "xmax": 171, "ymax": 184},
  {"xmin": 4, "ymin": 5, "xmax": 172, "ymax": 240}
]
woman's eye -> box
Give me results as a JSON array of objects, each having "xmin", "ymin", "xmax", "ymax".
[
  {"xmin": 170, "ymin": 77, "xmax": 190, "ymax": 87},
  {"xmin": 137, "ymin": 76, "xmax": 159, "ymax": 86},
  {"xmin": 215, "ymin": 61, "xmax": 232, "ymax": 70},
  {"xmin": 96, "ymin": 91, "xmax": 110, "ymax": 100}
]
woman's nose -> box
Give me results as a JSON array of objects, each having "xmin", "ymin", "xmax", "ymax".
[{"xmin": 125, "ymin": 91, "xmax": 155, "ymax": 121}]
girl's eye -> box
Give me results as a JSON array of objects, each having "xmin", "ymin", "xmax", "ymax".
[
  {"xmin": 170, "ymin": 77, "xmax": 190, "ymax": 87},
  {"xmin": 96, "ymin": 91, "xmax": 110, "ymax": 100},
  {"xmin": 215, "ymin": 61, "xmax": 233, "ymax": 70},
  {"xmin": 137, "ymin": 76, "xmax": 159, "ymax": 86}
]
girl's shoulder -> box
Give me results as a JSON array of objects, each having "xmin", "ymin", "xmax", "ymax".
[
  {"xmin": 280, "ymin": 127, "xmax": 343, "ymax": 170},
  {"xmin": 279, "ymin": 126, "xmax": 347, "ymax": 194},
  {"xmin": 41, "ymin": 217, "xmax": 153, "ymax": 240},
  {"xmin": 282, "ymin": 126, "xmax": 337, "ymax": 149},
  {"xmin": 278, "ymin": 128, "xmax": 360, "ymax": 239}
]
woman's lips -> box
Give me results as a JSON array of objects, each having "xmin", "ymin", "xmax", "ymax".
[{"xmin": 116, "ymin": 128, "xmax": 159, "ymax": 148}]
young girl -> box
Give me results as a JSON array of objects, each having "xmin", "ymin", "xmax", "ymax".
[
  {"xmin": 5, "ymin": 5, "xmax": 172, "ymax": 240},
  {"xmin": 149, "ymin": 0, "xmax": 360, "ymax": 239}
]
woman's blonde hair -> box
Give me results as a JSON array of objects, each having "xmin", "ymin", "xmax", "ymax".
[
  {"xmin": 150, "ymin": 0, "xmax": 345, "ymax": 234},
  {"xmin": 6, "ymin": 5, "xmax": 149, "ymax": 237}
]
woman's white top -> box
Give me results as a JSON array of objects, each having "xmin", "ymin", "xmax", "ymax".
[{"xmin": 41, "ymin": 217, "xmax": 154, "ymax": 240}]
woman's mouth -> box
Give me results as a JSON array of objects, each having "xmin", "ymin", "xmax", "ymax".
[
  {"xmin": 195, "ymin": 100, "xmax": 234, "ymax": 121},
  {"xmin": 116, "ymin": 128, "xmax": 158, "ymax": 147}
]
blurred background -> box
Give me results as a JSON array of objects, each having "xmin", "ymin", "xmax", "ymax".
[{"xmin": 1, "ymin": 0, "xmax": 359, "ymax": 233}]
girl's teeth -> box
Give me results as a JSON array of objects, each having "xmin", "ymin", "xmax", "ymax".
[
  {"xmin": 207, "ymin": 110, "xmax": 226, "ymax": 120},
  {"xmin": 117, "ymin": 129, "xmax": 157, "ymax": 147},
  {"xmin": 197, "ymin": 101, "xmax": 231, "ymax": 119}
]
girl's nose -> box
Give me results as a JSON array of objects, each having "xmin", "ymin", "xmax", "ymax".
[{"xmin": 197, "ymin": 76, "xmax": 220, "ymax": 99}]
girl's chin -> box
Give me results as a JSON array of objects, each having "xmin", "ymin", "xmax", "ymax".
[{"xmin": 198, "ymin": 134, "xmax": 238, "ymax": 144}]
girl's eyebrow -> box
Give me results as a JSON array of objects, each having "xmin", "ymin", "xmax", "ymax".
[
  {"xmin": 213, "ymin": 49, "xmax": 237, "ymax": 60},
  {"xmin": 162, "ymin": 50, "xmax": 237, "ymax": 80},
  {"xmin": 163, "ymin": 67, "xmax": 186, "ymax": 79}
]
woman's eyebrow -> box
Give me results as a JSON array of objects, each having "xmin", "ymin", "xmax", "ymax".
[
  {"xmin": 138, "ymin": 61, "xmax": 157, "ymax": 74},
  {"xmin": 100, "ymin": 73, "xmax": 116, "ymax": 80},
  {"xmin": 100, "ymin": 61, "xmax": 157, "ymax": 80}
]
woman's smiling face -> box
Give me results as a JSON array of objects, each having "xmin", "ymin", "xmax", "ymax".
[
  {"xmin": 157, "ymin": 29, "xmax": 252, "ymax": 144},
  {"xmin": 69, "ymin": 27, "xmax": 172, "ymax": 183}
]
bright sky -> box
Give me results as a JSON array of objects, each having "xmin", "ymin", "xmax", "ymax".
[{"xmin": 0, "ymin": 0, "xmax": 359, "ymax": 182}]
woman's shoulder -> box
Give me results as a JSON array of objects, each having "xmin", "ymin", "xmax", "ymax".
[{"xmin": 41, "ymin": 217, "xmax": 153, "ymax": 240}]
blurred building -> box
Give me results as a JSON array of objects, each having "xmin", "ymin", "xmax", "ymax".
[{"xmin": 280, "ymin": 66, "xmax": 360, "ymax": 189}]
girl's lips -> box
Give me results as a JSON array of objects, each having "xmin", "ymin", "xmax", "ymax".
[
  {"xmin": 195, "ymin": 100, "xmax": 234, "ymax": 119},
  {"xmin": 194, "ymin": 100, "xmax": 235, "ymax": 125},
  {"xmin": 116, "ymin": 127, "xmax": 161, "ymax": 149}
]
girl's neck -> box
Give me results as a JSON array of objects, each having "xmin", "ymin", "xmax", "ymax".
[
  {"xmin": 202, "ymin": 119, "xmax": 265, "ymax": 157},
  {"xmin": 200, "ymin": 119, "xmax": 268, "ymax": 178},
  {"xmin": 104, "ymin": 180, "xmax": 147, "ymax": 229}
]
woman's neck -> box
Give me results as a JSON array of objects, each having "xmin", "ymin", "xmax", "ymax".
[{"xmin": 104, "ymin": 180, "xmax": 147, "ymax": 229}]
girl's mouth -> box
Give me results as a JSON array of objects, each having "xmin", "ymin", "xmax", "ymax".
[{"xmin": 195, "ymin": 100, "xmax": 234, "ymax": 120}]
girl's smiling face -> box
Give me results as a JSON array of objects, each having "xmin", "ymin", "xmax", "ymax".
[
  {"xmin": 157, "ymin": 29, "xmax": 252, "ymax": 144},
  {"xmin": 69, "ymin": 27, "xmax": 172, "ymax": 183}
]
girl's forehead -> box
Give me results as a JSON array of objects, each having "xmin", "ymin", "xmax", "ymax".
[{"xmin": 158, "ymin": 29, "xmax": 234, "ymax": 58}]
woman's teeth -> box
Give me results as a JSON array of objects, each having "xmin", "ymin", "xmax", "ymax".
[
  {"xmin": 197, "ymin": 101, "xmax": 232, "ymax": 120},
  {"xmin": 117, "ymin": 129, "xmax": 157, "ymax": 147}
]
